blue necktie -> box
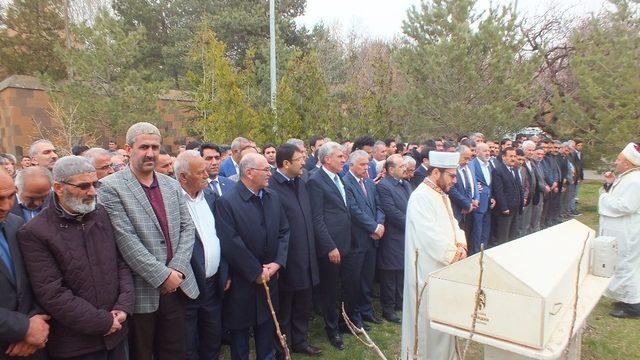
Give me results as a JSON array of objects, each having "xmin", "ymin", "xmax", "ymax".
[
  {"xmin": 210, "ymin": 179, "xmax": 220, "ymax": 196},
  {"xmin": 0, "ymin": 225, "xmax": 15, "ymax": 281}
]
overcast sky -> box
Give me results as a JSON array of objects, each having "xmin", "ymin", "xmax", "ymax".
[{"xmin": 297, "ymin": 0, "xmax": 610, "ymax": 39}]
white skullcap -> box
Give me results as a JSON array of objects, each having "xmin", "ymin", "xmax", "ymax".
[
  {"xmin": 622, "ymin": 143, "xmax": 640, "ymax": 166},
  {"xmin": 429, "ymin": 151, "xmax": 460, "ymax": 169}
]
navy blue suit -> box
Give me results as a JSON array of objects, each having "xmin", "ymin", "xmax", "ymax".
[
  {"xmin": 449, "ymin": 165, "xmax": 479, "ymax": 223},
  {"xmin": 268, "ymin": 171, "xmax": 319, "ymax": 351},
  {"xmin": 215, "ymin": 182, "xmax": 290, "ymax": 359},
  {"xmin": 491, "ymin": 161, "xmax": 523, "ymax": 245},
  {"xmin": 375, "ymin": 176, "xmax": 411, "ymax": 317},
  {"xmin": 469, "ymin": 158, "xmax": 492, "ymax": 254},
  {"xmin": 218, "ymin": 157, "xmax": 237, "ymax": 178},
  {"xmin": 0, "ymin": 214, "xmax": 46, "ymax": 359},
  {"xmin": 186, "ymin": 188, "xmax": 229, "ymax": 360},
  {"xmin": 342, "ymin": 171, "xmax": 385, "ymax": 324},
  {"xmin": 207, "ymin": 176, "xmax": 234, "ymax": 196},
  {"xmin": 410, "ymin": 164, "xmax": 428, "ymax": 189},
  {"xmin": 307, "ymin": 168, "xmax": 353, "ymax": 337},
  {"xmin": 304, "ymin": 154, "xmax": 318, "ymax": 171}
]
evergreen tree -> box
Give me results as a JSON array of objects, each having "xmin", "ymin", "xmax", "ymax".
[{"xmin": 0, "ymin": 0, "xmax": 67, "ymax": 79}]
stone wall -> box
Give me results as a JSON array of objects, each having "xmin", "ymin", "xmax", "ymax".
[{"xmin": 0, "ymin": 75, "xmax": 197, "ymax": 157}]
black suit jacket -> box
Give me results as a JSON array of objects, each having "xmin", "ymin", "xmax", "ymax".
[
  {"xmin": 376, "ymin": 176, "xmax": 411, "ymax": 270},
  {"xmin": 491, "ymin": 161, "xmax": 524, "ymax": 214},
  {"xmin": 215, "ymin": 182, "xmax": 290, "ymax": 330},
  {"xmin": 411, "ymin": 164, "xmax": 428, "ymax": 189},
  {"xmin": 269, "ymin": 171, "xmax": 319, "ymax": 291},
  {"xmin": 0, "ymin": 213, "xmax": 45, "ymax": 359},
  {"xmin": 307, "ymin": 168, "xmax": 353, "ymax": 258},
  {"xmin": 190, "ymin": 189, "xmax": 229, "ymax": 298},
  {"xmin": 342, "ymin": 172, "xmax": 384, "ymax": 252}
]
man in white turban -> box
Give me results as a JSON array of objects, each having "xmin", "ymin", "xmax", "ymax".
[
  {"xmin": 401, "ymin": 151, "xmax": 467, "ymax": 360},
  {"xmin": 599, "ymin": 142, "xmax": 640, "ymax": 318}
]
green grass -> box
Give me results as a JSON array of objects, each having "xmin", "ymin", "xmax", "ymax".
[{"xmin": 220, "ymin": 181, "xmax": 639, "ymax": 359}]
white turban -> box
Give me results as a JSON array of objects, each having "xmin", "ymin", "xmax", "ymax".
[{"xmin": 622, "ymin": 143, "xmax": 640, "ymax": 166}]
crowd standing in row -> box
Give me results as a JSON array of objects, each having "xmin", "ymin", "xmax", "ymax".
[{"xmin": 1, "ymin": 122, "xmax": 636, "ymax": 360}]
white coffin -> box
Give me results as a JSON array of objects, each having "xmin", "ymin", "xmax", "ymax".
[{"xmin": 427, "ymin": 220, "xmax": 596, "ymax": 350}]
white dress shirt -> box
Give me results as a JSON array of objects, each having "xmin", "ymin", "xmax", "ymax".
[
  {"xmin": 182, "ymin": 189, "xmax": 221, "ymax": 278},
  {"xmin": 479, "ymin": 159, "xmax": 492, "ymax": 185},
  {"xmin": 323, "ymin": 166, "xmax": 346, "ymax": 205}
]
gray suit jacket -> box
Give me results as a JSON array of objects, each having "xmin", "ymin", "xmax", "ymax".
[{"xmin": 98, "ymin": 167, "xmax": 198, "ymax": 314}]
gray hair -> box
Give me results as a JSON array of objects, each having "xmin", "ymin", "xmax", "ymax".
[
  {"xmin": 174, "ymin": 150, "xmax": 201, "ymax": 177},
  {"xmin": 318, "ymin": 142, "xmax": 345, "ymax": 164},
  {"xmin": 456, "ymin": 145, "xmax": 470, "ymax": 154},
  {"xmin": 402, "ymin": 155, "xmax": 416, "ymax": 166},
  {"xmin": 286, "ymin": 138, "xmax": 305, "ymax": 149},
  {"xmin": 52, "ymin": 156, "xmax": 95, "ymax": 183},
  {"xmin": 238, "ymin": 153, "xmax": 264, "ymax": 178},
  {"xmin": 126, "ymin": 122, "xmax": 161, "ymax": 146},
  {"xmin": 230, "ymin": 137, "xmax": 250, "ymax": 151},
  {"xmin": 349, "ymin": 150, "xmax": 370, "ymax": 165},
  {"xmin": 1, "ymin": 153, "xmax": 16, "ymax": 163},
  {"xmin": 28, "ymin": 139, "xmax": 54, "ymax": 157},
  {"xmin": 82, "ymin": 148, "xmax": 111, "ymax": 166},
  {"xmin": 469, "ymin": 132, "xmax": 485, "ymax": 142},
  {"xmin": 386, "ymin": 154, "xmax": 403, "ymax": 168},
  {"xmin": 522, "ymin": 140, "xmax": 536, "ymax": 150},
  {"xmin": 561, "ymin": 141, "xmax": 571, "ymax": 149},
  {"xmin": 373, "ymin": 140, "xmax": 386, "ymax": 151},
  {"xmin": 15, "ymin": 166, "xmax": 53, "ymax": 192}
]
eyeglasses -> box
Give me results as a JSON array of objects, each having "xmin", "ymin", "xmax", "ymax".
[
  {"xmin": 96, "ymin": 163, "xmax": 113, "ymax": 171},
  {"xmin": 249, "ymin": 167, "xmax": 272, "ymax": 172},
  {"xmin": 61, "ymin": 181, "xmax": 101, "ymax": 190}
]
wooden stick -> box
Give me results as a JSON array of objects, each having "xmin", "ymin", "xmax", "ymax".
[
  {"xmin": 340, "ymin": 303, "xmax": 388, "ymax": 360},
  {"xmin": 563, "ymin": 232, "xmax": 590, "ymax": 359},
  {"xmin": 262, "ymin": 278, "xmax": 290, "ymax": 360},
  {"xmin": 412, "ymin": 249, "xmax": 428, "ymax": 360},
  {"xmin": 461, "ymin": 244, "xmax": 485, "ymax": 360}
]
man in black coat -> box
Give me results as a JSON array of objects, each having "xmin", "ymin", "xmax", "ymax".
[
  {"xmin": 375, "ymin": 155, "xmax": 411, "ymax": 323},
  {"xmin": 175, "ymin": 151, "xmax": 229, "ymax": 360},
  {"xmin": 342, "ymin": 150, "xmax": 385, "ymax": 330},
  {"xmin": 269, "ymin": 144, "xmax": 322, "ymax": 357},
  {"xmin": 410, "ymin": 147, "xmax": 431, "ymax": 189},
  {"xmin": 215, "ymin": 153, "xmax": 290, "ymax": 360},
  {"xmin": 491, "ymin": 147, "xmax": 524, "ymax": 246},
  {"xmin": 306, "ymin": 142, "xmax": 351, "ymax": 351},
  {"xmin": 0, "ymin": 169, "xmax": 49, "ymax": 359}
]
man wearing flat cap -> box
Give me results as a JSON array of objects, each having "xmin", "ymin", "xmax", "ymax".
[
  {"xmin": 401, "ymin": 151, "xmax": 467, "ymax": 360},
  {"xmin": 599, "ymin": 142, "xmax": 640, "ymax": 319}
]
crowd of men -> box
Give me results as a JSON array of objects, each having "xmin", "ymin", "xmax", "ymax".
[{"xmin": 0, "ymin": 124, "xmax": 593, "ymax": 360}]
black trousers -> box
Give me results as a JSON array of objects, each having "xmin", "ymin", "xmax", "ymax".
[
  {"xmin": 545, "ymin": 191, "xmax": 562, "ymax": 227},
  {"xmin": 318, "ymin": 254, "xmax": 360, "ymax": 337},
  {"xmin": 356, "ymin": 245, "xmax": 377, "ymax": 319},
  {"xmin": 491, "ymin": 211, "xmax": 518, "ymax": 246},
  {"xmin": 50, "ymin": 341, "xmax": 127, "ymax": 360},
  {"xmin": 278, "ymin": 287, "xmax": 313, "ymax": 350},
  {"xmin": 618, "ymin": 302, "xmax": 640, "ymax": 315},
  {"xmin": 129, "ymin": 291, "xmax": 188, "ymax": 360},
  {"xmin": 229, "ymin": 318, "xmax": 275, "ymax": 360},
  {"xmin": 378, "ymin": 269, "xmax": 403, "ymax": 316},
  {"xmin": 186, "ymin": 275, "xmax": 222, "ymax": 360}
]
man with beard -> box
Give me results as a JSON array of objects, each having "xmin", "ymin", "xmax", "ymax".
[
  {"xmin": 98, "ymin": 122, "xmax": 198, "ymax": 360},
  {"xmin": 18, "ymin": 156, "xmax": 134, "ymax": 359},
  {"xmin": 600, "ymin": 143, "xmax": 640, "ymax": 318},
  {"xmin": 29, "ymin": 140, "xmax": 58, "ymax": 172},
  {"xmin": 401, "ymin": 151, "xmax": 467, "ymax": 360}
]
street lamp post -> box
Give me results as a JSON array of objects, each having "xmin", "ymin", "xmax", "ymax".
[{"xmin": 269, "ymin": 0, "xmax": 277, "ymax": 113}]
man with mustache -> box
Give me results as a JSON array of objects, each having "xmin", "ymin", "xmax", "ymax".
[
  {"xmin": 17, "ymin": 156, "xmax": 134, "ymax": 359},
  {"xmin": 98, "ymin": 122, "xmax": 198, "ymax": 360}
]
